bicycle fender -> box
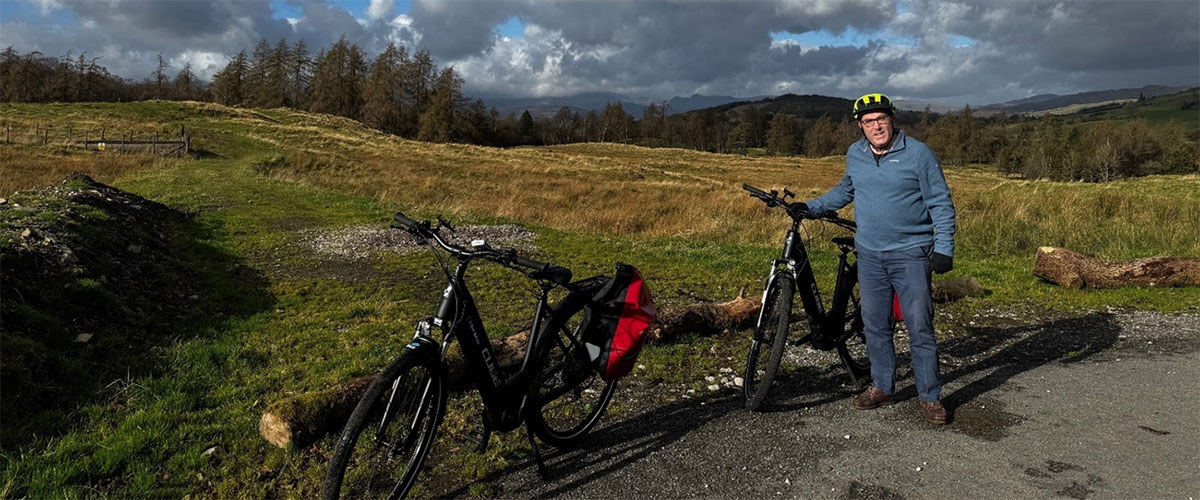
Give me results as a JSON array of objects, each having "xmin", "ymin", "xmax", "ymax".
[
  {"xmin": 404, "ymin": 336, "xmax": 442, "ymax": 361},
  {"xmin": 757, "ymin": 271, "xmax": 794, "ymax": 330}
]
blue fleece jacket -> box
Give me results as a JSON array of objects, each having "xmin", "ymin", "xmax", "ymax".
[{"xmin": 806, "ymin": 130, "xmax": 957, "ymax": 256}]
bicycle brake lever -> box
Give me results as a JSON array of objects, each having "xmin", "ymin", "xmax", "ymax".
[
  {"xmin": 783, "ymin": 188, "xmax": 795, "ymax": 200},
  {"xmin": 436, "ymin": 215, "xmax": 456, "ymax": 232}
]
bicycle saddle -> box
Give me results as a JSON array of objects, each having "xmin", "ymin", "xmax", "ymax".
[
  {"xmin": 530, "ymin": 265, "xmax": 573, "ymax": 286},
  {"xmin": 832, "ymin": 236, "xmax": 855, "ymax": 248}
]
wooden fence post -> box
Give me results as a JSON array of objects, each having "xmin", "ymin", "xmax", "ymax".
[
  {"xmin": 153, "ymin": 132, "xmax": 158, "ymax": 154},
  {"xmin": 101, "ymin": 126, "xmax": 106, "ymax": 141}
]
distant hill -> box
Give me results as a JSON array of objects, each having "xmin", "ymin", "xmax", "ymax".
[
  {"xmin": 474, "ymin": 92, "xmax": 764, "ymax": 118},
  {"xmin": 701, "ymin": 93, "xmax": 854, "ymax": 119},
  {"xmin": 1056, "ymin": 87, "xmax": 1200, "ymax": 131},
  {"xmin": 473, "ymin": 92, "xmax": 647, "ymax": 119},
  {"xmin": 981, "ymin": 85, "xmax": 1192, "ymax": 114},
  {"xmin": 665, "ymin": 94, "xmax": 762, "ymax": 114}
]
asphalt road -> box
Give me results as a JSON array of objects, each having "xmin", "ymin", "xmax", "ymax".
[{"xmin": 439, "ymin": 311, "xmax": 1200, "ymax": 499}]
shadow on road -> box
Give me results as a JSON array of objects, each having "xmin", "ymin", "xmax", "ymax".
[
  {"xmin": 935, "ymin": 311, "xmax": 1121, "ymax": 410},
  {"xmin": 438, "ymin": 390, "xmax": 746, "ymax": 498},
  {"xmin": 437, "ymin": 312, "xmax": 1124, "ymax": 496}
]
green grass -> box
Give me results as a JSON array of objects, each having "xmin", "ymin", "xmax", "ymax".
[
  {"xmin": 1, "ymin": 101, "xmax": 1198, "ymax": 498},
  {"xmin": 1070, "ymin": 87, "xmax": 1200, "ymax": 131}
]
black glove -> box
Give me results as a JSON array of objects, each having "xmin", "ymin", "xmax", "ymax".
[
  {"xmin": 789, "ymin": 201, "xmax": 809, "ymax": 212},
  {"xmin": 931, "ymin": 252, "xmax": 953, "ymax": 274}
]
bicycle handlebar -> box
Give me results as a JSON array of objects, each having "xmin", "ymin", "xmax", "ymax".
[
  {"xmin": 742, "ymin": 183, "xmax": 857, "ymax": 231},
  {"xmin": 392, "ymin": 212, "xmax": 554, "ymax": 273}
]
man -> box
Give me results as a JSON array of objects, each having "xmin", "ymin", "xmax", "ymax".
[{"xmin": 794, "ymin": 93, "xmax": 956, "ymax": 424}]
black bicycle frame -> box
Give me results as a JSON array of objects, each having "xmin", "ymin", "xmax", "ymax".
[
  {"xmin": 414, "ymin": 257, "xmax": 556, "ymax": 434},
  {"xmin": 764, "ymin": 218, "xmax": 858, "ymax": 350}
]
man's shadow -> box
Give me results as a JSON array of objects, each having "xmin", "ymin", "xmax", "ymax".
[{"xmin": 933, "ymin": 312, "xmax": 1121, "ymax": 409}]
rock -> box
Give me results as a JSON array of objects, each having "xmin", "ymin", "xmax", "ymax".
[
  {"xmin": 128, "ymin": 244, "xmax": 143, "ymax": 253},
  {"xmin": 706, "ymin": 384, "xmax": 720, "ymax": 391},
  {"xmin": 734, "ymin": 377, "xmax": 744, "ymax": 387},
  {"xmin": 74, "ymin": 333, "xmax": 94, "ymax": 343}
]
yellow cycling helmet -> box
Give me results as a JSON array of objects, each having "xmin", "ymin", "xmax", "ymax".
[{"xmin": 852, "ymin": 93, "xmax": 897, "ymax": 120}]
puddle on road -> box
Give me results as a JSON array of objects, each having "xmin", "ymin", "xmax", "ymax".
[{"xmin": 949, "ymin": 396, "xmax": 1025, "ymax": 441}]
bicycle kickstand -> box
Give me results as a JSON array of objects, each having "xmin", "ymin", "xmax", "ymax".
[
  {"xmin": 524, "ymin": 423, "xmax": 550, "ymax": 480},
  {"xmin": 466, "ymin": 417, "xmax": 493, "ymax": 453}
]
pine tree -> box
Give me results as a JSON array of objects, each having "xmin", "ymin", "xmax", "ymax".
[
  {"xmin": 211, "ymin": 50, "xmax": 248, "ymax": 106},
  {"xmin": 288, "ymin": 40, "xmax": 313, "ymax": 110},
  {"xmin": 152, "ymin": 52, "xmax": 170, "ymax": 100},
  {"xmin": 362, "ymin": 43, "xmax": 404, "ymax": 134},
  {"xmin": 173, "ymin": 61, "xmax": 195, "ymax": 101},
  {"xmin": 309, "ymin": 37, "xmax": 366, "ymax": 119},
  {"xmin": 417, "ymin": 67, "xmax": 462, "ymax": 142},
  {"xmin": 517, "ymin": 110, "xmax": 538, "ymax": 145},
  {"xmin": 766, "ymin": 113, "xmax": 800, "ymax": 156}
]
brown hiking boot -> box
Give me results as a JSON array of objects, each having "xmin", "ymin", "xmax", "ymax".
[
  {"xmin": 852, "ymin": 387, "xmax": 894, "ymax": 410},
  {"xmin": 920, "ymin": 400, "xmax": 948, "ymax": 425}
]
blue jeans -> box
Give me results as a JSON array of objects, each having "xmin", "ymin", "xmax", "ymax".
[{"xmin": 856, "ymin": 244, "xmax": 941, "ymax": 402}]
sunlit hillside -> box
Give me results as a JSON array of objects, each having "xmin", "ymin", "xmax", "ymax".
[{"xmin": 4, "ymin": 101, "xmax": 1198, "ymax": 260}]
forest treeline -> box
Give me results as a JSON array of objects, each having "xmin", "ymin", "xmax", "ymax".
[{"xmin": 2, "ymin": 42, "xmax": 1196, "ymax": 182}]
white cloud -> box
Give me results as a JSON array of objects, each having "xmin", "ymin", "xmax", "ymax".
[{"xmin": 367, "ymin": 0, "xmax": 396, "ymax": 22}]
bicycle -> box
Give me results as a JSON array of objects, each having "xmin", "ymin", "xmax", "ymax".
[
  {"xmin": 741, "ymin": 184, "xmax": 871, "ymax": 411},
  {"xmin": 322, "ymin": 213, "xmax": 617, "ymax": 499}
]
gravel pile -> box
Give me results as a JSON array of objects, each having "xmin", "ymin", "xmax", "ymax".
[{"xmin": 301, "ymin": 223, "xmax": 538, "ymax": 260}]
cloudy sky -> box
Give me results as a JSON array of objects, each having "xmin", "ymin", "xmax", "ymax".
[{"xmin": 1, "ymin": 0, "xmax": 1196, "ymax": 106}]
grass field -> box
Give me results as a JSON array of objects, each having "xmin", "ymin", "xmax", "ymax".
[{"xmin": 1, "ymin": 101, "xmax": 1198, "ymax": 498}]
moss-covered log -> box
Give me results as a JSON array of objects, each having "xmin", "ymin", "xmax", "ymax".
[{"xmin": 259, "ymin": 374, "xmax": 377, "ymax": 449}]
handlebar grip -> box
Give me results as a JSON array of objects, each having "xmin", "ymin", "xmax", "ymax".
[
  {"xmin": 513, "ymin": 255, "xmax": 550, "ymax": 272},
  {"xmin": 742, "ymin": 183, "xmax": 765, "ymax": 196},
  {"xmin": 393, "ymin": 212, "xmax": 421, "ymax": 230}
]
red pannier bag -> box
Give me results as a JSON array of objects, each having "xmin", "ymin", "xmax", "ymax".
[{"xmin": 582, "ymin": 263, "xmax": 657, "ymax": 380}]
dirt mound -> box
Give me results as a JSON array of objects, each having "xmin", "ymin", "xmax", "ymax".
[{"xmin": 0, "ymin": 174, "xmax": 269, "ymax": 447}]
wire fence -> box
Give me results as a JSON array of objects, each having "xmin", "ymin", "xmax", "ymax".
[{"xmin": 2, "ymin": 122, "xmax": 190, "ymax": 157}]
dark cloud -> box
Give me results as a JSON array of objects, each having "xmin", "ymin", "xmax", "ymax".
[{"xmin": 0, "ymin": 0, "xmax": 1194, "ymax": 105}]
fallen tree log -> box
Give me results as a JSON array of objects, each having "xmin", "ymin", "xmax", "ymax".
[
  {"xmin": 259, "ymin": 374, "xmax": 377, "ymax": 449},
  {"xmin": 648, "ymin": 290, "xmax": 760, "ymax": 343},
  {"xmin": 1033, "ymin": 246, "xmax": 1200, "ymax": 289}
]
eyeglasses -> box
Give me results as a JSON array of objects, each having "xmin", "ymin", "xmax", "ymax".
[{"xmin": 859, "ymin": 116, "xmax": 891, "ymax": 127}]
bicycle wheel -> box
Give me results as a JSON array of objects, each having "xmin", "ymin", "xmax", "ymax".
[
  {"xmin": 744, "ymin": 275, "xmax": 794, "ymax": 410},
  {"xmin": 527, "ymin": 295, "xmax": 618, "ymax": 448},
  {"xmin": 322, "ymin": 350, "xmax": 448, "ymax": 500},
  {"xmin": 836, "ymin": 284, "xmax": 871, "ymax": 380}
]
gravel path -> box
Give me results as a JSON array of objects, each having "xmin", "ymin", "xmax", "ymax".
[{"xmin": 437, "ymin": 310, "xmax": 1200, "ymax": 499}]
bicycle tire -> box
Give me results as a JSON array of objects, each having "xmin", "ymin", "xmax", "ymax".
[
  {"xmin": 322, "ymin": 349, "xmax": 448, "ymax": 500},
  {"xmin": 527, "ymin": 293, "xmax": 618, "ymax": 448},
  {"xmin": 836, "ymin": 284, "xmax": 871, "ymax": 381},
  {"xmin": 744, "ymin": 275, "xmax": 794, "ymax": 410}
]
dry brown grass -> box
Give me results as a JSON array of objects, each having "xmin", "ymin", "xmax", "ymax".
[
  {"xmin": 5, "ymin": 102, "xmax": 1197, "ymax": 259},
  {"xmin": 0, "ymin": 146, "xmax": 172, "ymax": 194}
]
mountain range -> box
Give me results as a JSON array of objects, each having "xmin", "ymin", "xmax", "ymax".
[{"xmin": 474, "ymin": 84, "xmax": 1195, "ymax": 119}]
